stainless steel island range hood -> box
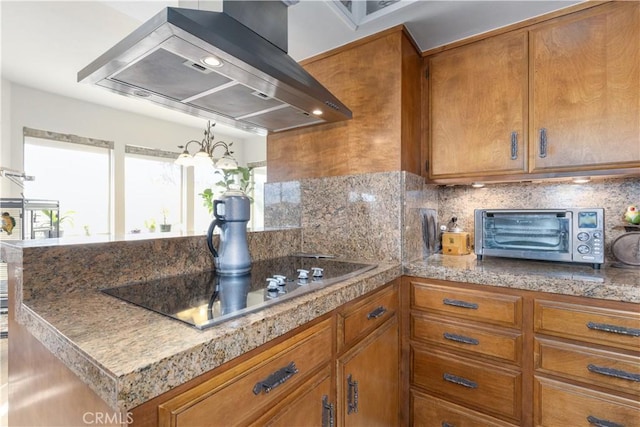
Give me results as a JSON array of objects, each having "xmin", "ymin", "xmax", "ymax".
[{"xmin": 78, "ymin": 1, "xmax": 352, "ymax": 135}]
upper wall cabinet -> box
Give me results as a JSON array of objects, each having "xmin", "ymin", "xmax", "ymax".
[
  {"xmin": 426, "ymin": 2, "xmax": 640, "ymax": 184},
  {"xmin": 428, "ymin": 31, "xmax": 529, "ymax": 179},
  {"xmin": 267, "ymin": 27, "xmax": 422, "ymax": 183},
  {"xmin": 529, "ymin": 2, "xmax": 640, "ymax": 174}
]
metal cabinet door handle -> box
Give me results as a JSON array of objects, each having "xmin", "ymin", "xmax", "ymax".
[
  {"xmin": 347, "ymin": 374, "xmax": 359, "ymax": 414},
  {"xmin": 587, "ymin": 364, "xmax": 640, "ymax": 382},
  {"xmin": 443, "ymin": 332, "xmax": 479, "ymax": 345},
  {"xmin": 443, "ymin": 298, "xmax": 479, "ymax": 310},
  {"xmin": 587, "ymin": 415, "xmax": 625, "ymax": 427},
  {"xmin": 443, "ymin": 372, "xmax": 478, "ymax": 389},
  {"xmin": 367, "ymin": 306, "xmax": 387, "ymax": 319},
  {"xmin": 539, "ymin": 128, "xmax": 548, "ymax": 158},
  {"xmin": 587, "ymin": 322, "xmax": 640, "ymax": 337},
  {"xmin": 252, "ymin": 361, "xmax": 298, "ymax": 395},
  {"xmin": 322, "ymin": 395, "xmax": 335, "ymax": 427},
  {"xmin": 510, "ymin": 131, "xmax": 518, "ymax": 160}
]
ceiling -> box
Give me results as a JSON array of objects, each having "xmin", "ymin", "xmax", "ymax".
[{"xmin": 1, "ymin": 0, "xmax": 581, "ymax": 138}]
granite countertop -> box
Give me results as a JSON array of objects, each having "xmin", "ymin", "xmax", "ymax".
[
  {"xmin": 15, "ymin": 252, "xmax": 639, "ymax": 414},
  {"xmin": 19, "ymin": 261, "xmax": 401, "ymax": 412},
  {"xmin": 405, "ymin": 254, "xmax": 639, "ymax": 303}
]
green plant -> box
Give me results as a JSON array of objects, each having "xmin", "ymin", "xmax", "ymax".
[
  {"xmin": 42, "ymin": 209, "xmax": 76, "ymax": 229},
  {"xmin": 199, "ymin": 166, "xmax": 254, "ymax": 215},
  {"xmin": 144, "ymin": 218, "xmax": 156, "ymax": 232}
]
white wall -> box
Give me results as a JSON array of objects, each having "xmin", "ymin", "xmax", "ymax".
[
  {"xmin": 0, "ymin": 81, "xmax": 267, "ymax": 234},
  {"xmin": 0, "ymin": 78, "xmax": 13, "ymax": 199}
]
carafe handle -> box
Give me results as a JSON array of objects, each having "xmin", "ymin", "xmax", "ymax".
[
  {"xmin": 206, "ymin": 219, "xmax": 222, "ymax": 259},
  {"xmin": 213, "ymin": 199, "xmax": 226, "ymax": 220}
]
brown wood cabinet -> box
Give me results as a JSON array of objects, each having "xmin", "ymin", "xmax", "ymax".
[
  {"xmin": 428, "ymin": 31, "xmax": 529, "ymax": 179},
  {"xmin": 405, "ymin": 276, "xmax": 640, "ymax": 427},
  {"xmin": 533, "ymin": 297, "xmax": 640, "ymax": 427},
  {"xmin": 407, "ymin": 278, "xmax": 526, "ymax": 426},
  {"xmin": 530, "ymin": 1, "xmax": 640, "ymax": 174},
  {"xmin": 157, "ymin": 318, "xmax": 333, "ymax": 427},
  {"xmin": 337, "ymin": 282, "xmax": 400, "ymax": 426},
  {"xmin": 132, "ymin": 280, "xmax": 400, "ymax": 427},
  {"xmin": 267, "ymin": 27, "xmax": 422, "ymax": 182},
  {"xmin": 425, "ymin": 1, "xmax": 640, "ymax": 184}
]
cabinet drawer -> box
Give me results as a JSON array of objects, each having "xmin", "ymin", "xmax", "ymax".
[
  {"xmin": 158, "ymin": 318, "xmax": 332, "ymax": 427},
  {"xmin": 535, "ymin": 376, "xmax": 640, "ymax": 427},
  {"xmin": 535, "ymin": 299, "xmax": 640, "ymax": 351},
  {"xmin": 338, "ymin": 280, "xmax": 398, "ymax": 351},
  {"xmin": 411, "ymin": 390, "xmax": 517, "ymax": 427},
  {"xmin": 412, "ymin": 346, "xmax": 522, "ymax": 422},
  {"xmin": 535, "ymin": 338, "xmax": 640, "ymax": 396},
  {"xmin": 411, "ymin": 281, "xmax": 522, "ymax": 328},
  {"xmin": 412, "ymin": 313, "xmax": 522, "ymax": 364}
]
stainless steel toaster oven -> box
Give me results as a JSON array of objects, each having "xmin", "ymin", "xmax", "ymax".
[{"xmin": 475, "ymin": 208, "xmax": 605, "ymax": 268}]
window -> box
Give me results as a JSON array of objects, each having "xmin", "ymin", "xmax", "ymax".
[
  {"xmin": 194, "ymin": 165, "xmax": 220, "ymax": 234},
  {"xmin": 193, "ymin": 164, "xmax": 266, "ymax": 233},
  {"xmin": 124, "ymin": 146, "xmax": 182, "ymax": 234},
  {"xmin": 23, "ymin": 130, "xmax": 111, "ymax": 237},
  {"xmin": 249, "ymin": 164, "xmax": 266, "ymax": 230}
]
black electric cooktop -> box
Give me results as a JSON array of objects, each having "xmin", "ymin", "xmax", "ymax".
[{"xmin": 102, "ymin": 255, "xmax": 376, "ymax": 330}]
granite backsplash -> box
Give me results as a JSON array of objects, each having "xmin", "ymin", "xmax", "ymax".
[
  {"xmin": 437, "ymin": 177, "xmax": 640, "ymax": 261},
  {"xmin": 265, "ymin": 173, "xmax": 640, "ymax": 264},
  {"xmin": 2, "ymin": 228, "xmax": 301, "ymax": 301}
]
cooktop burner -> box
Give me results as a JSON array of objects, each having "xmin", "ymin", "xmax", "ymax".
[{"xmin": 102, "ymin": 255, "xmax": 376, "ymax": 330}]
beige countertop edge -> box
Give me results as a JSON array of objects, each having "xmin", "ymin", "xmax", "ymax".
[{"xmin": 19, "ymin": 263, "xmax": 402, "ymax": 412}]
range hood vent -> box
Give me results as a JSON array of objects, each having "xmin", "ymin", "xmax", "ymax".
[{"xmin": 78, "ymin": 2, "xmax": 352, "ymax": 135}]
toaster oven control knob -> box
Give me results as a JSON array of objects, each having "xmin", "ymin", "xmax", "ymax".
[
  {"xmin": 312, "ymin": 267, "xmax": 324, "ymax": 277},
  {"xmin": 297, "ymin": 269, "xmax": 309, "ymax": 279},
  {"xmin": 577, "ymin": 244, "xmax": 590, "ymax": 254},
  {"xmin": 577, "ymin": 232, "xmax": 590, "ymax": 241},
  {"xmin": 593, "ymin": 231, "xmax": 603, "ymax": 240},
  {"xmin": 266, "ymin": 278, "xmax": 279, "ymax": 291}
]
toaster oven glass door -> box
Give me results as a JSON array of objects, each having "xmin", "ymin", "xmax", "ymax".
[{"xmin": 482, "ymin": 212, "xmax": 571, "ymax": 255}]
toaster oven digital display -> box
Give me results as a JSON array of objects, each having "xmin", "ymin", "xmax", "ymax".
[{"xmin": 578, "ymin": 211, "xmax": 598, "ymax": 228}]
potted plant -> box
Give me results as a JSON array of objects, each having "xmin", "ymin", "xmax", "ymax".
[
  {"xmin": 160, "ymin": 208, "xmax": 172, "ymax": 232},
  {"xmin": 199, "ymin": 166, "xmax": 254, "ymax": 215},
  {"xmin": 42, "ymin": 209, "xmax": 76, "ymax": 237},
  {"xmin": 144, "ymin": 218, "xmax": 156, "ymax": 233}
]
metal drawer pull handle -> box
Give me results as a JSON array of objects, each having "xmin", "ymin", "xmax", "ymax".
[
  {"xmin": 587, "ymin": 415, "xmax": 624, "ymax": 427},
  {"xmin": 442, "ymin": 423, "xmax": 455, "ymax": 427},
  {"xmin": 252, "ymin": 361, "xmax": 298, "ymax": 395},
  {"xmin": 539, "ymin": 128, "xmax": 547, "ymax": 158},
  {"xmin": 443, "ymin": 332, "xmax": 479, "ymax": 345},
  {"xmin": 322, "ymin": 395, "xmax": 335, "ymax": 427},
  {"xmin": 347, "ymin": 374, "xmax": 359, "ymax": 414},
  {"xmin": 443, "ymin": 298, "xmax": 478, "ymax": 310},
  {"xmin": 443, "ymin": 373, "xmax": 478, "ymax": 389},
  {"xmin": 510, "ymin": 131, "xmax": 518, "ymax": 160},
  {"xmin": 367, "ymin": 306, "xmax": 387, "ymax": 320},
  {"xmin": 586, "ymin": 322, "xmax": 640, "ymax": 337},
  {"xmin": 587, "ymin": 364, "xmax": 640, "ymax": 382}
]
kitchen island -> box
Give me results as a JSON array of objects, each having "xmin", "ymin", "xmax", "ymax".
[{"xmin": 2, "ymin": 233, "xmax": 638, "ymax": 425}]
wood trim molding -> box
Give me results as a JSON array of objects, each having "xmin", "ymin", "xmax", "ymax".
[
  {"xmin": 299, "ymin": 24, "xmax": 419, "ymax": 65},
  {"xmin": 421, "ymin": 1, "xmax": 610, "ymax": 57}
]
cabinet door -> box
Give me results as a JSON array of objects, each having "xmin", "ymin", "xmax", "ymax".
[
  {"xmin": 535, "ymin": 376, "xmax": 640, "ymax": 427},
  {"xmin": 530, "ymin": 2, "xmax": 640, "ymax": 173},
  {"xmin": 338, "ymin": 318, "xmax": 399, "ymax": 427},
  {"xmin": 259, "ymin": 368, "xmax": 333, "ymax": 427},
  {"xmin": 429, "ymin": 31, "xmax": 528, "ymax": 179},
  {"xmin": 158, "ymin": 319, "xmax": 332, "ymax": 427}
]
